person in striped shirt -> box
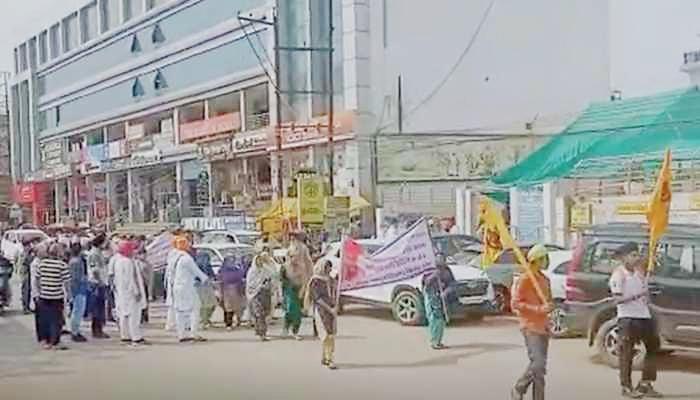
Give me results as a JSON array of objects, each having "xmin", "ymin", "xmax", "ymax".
[{"xmin": 35, "ymin": 242, "xmax": 71, "ymax": 350}]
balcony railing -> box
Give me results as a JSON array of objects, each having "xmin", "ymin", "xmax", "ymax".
[{"xmin": 246, "ymin": 112, "xmax": 270, "ymax": 131}]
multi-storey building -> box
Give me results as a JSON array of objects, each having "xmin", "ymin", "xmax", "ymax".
[{"xmin": 8, "ymin": 0, "xmax": 367, "ymax": 228}]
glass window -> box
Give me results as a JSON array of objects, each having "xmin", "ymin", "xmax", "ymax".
[
  {"xmin": 100, "ymin": 0, "xmax": 121, "ymax": 32},
  {"xmin": 80, "ymin": 3, "xmax": 99, "ymax": 43},
  {"xmin": 147, "ymin": 0, "xmax": 170, "ymax": 10},
  {"xmin": 553, "ymin": 262, "xmax": 569, "ymax": 275},
  {"xmin": 38, "ymin": 31, "xmax": 48, "ymax": 64},
  {"xmin": 244, "ymin": 84, "xmax": 269, "ymax": 130},
  {"xmin": 208, "ymin": 92, "xmax": 240, "ymax": 118},
  {"xmin": 49, "ymin": 24, "xmax": 60, "ymax": 59},
  {"xmin": 28, "ymin": 38, "xmax": 38, "ymax": 69},
  {"xmin": 657, "ymin": 244, "xmax": 700, "ymax": 279},
  {"xmin": 179, "ymin": 102, "xmax": 205, "ymax": 124},
  {"xmin": 13, "ymin": 48, "xmax": 19, "ymax": 74},
  {"xmin": 153, "ymin": 70, "xmax": 167, "ymax": 90},
  {"xmin": 106, "ymin": 123, "xmax": 126, "ymax": 141},
  {"xmin": 123, "ymin": 0, "xmax": 143, "ymax": 22},
  {"xmin": 18, "ymin": 44, "xmax": 28, "ymax": 71},
  {"xmin": 62, "ymin": 13, "xmax": 80, "ymax": 53}
]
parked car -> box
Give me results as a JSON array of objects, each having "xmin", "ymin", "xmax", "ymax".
[
  {"xmin": 431, "ymin": 234, "xmax": 481, "ymax": 263},
  {"xmin": 197, "ymin": 230, "xmax": 261, "ymax": 246},
  {"xmin": 563, "ymin": 223, "xmax": 700, "ymax": 369},
  {"xmin": 192, "ymin": 243, "xmax": 255, "ymax": 274},
  {"xmin": 511, "ymin": 250, "xmax": 573, "ymax": 337},
  {"xmin": 318, "ymin": 239, "xmax": 496, "ymax": 326},
  {"xmin": 467, "ymin": 243, "xmax": 565, "ymax": 314},
  {"xmin": 1, "ymin": 229, "xmax": 49, "ymax": 261}
]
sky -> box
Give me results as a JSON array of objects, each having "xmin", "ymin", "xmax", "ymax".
[{"xmin": 0, "ymin": 0, "xmax": 699, "ymax": 97}]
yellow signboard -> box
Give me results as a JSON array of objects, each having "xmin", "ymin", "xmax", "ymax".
[
  {"xmin": 299, "ymin": 177, "xmax": 325, "ymax": 224},
  {"xmin": 616, "ymin": 201, "xmax": 647, "ymax": 215},
  {"xmin": 690, "ymin": 194, "xmax": 700, "ymax": 210},
  {"xmin": 570, "ymin": 203, "xmax": 592, "ymax": 228}
]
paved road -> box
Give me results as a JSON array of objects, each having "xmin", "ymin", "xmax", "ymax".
[{"xmin": 1, "ymin": 295, "xmax": 699, "ymax": 399}]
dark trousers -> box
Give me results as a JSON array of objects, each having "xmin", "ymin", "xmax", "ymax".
[
  {"xmin": 37, "ymin": 299, "xmax": 64, "ymax": 346},
  {"xmin": 21, "ymin": 274, "xmax": 31, "ymax": 312},
  {"xmin": 514, "ymin": 331, "xmax": 550, "ymax": 400},
  {"xmin": 618, "ymin": 318, "xmax": 659, "ymax": 388},
  {"xmin": 106, "ymin": 286, "xmax": 116, "ymax": 322},
  {"xmin": 89, "ymin": 285, "xmax": 107, "ymax": 335}
]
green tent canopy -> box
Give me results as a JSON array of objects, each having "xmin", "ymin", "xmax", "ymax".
[{"xmin": 492, "ymin": 87, "xmax": 700, "ymax": 187}]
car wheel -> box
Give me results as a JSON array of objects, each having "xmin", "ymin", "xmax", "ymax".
[
  {"xmin": 493, "ymin": 285, "xmax": 511, "ymax": 314},
  {"xmin": 392, "ymin": 290, "xmax": 424, "ymax": 326},
  {"xmin": 549, "ymin": 301, "xmax": 569, "ymax": 338},
  {"xmin": 595, "ymin": 318, "xmax": 646, "ymax": 370}
]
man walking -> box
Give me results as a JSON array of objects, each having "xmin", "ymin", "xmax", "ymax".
[
  {"xmin": 511, "ymin": 244, "xmax": 553, "ymax": 400},
  {"xmin": 68, "ymin": 243, "xmax": 89, "ymax": 342},
  {"xmin": 112, "ymin": 240, "xmax": 148, "ymax": 346},
  {"xmin": 610, "ymin": 242, "xmax": 663, "ymax": 398},
  {"xmin": 87, "ymin": 234, "xmax": 109, "ymax": 339}
]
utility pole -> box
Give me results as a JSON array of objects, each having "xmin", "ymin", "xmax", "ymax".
[
  {"xmin": 273, "ymin": 2, "xmax": 284, "ymax": 200},
  {"xmin": 397, "ymin": 75, "xmax": 403, "ymax": 133},
  {"xmin": 327, "ymin": 0, "xmax": 335, "ymax": 195}
]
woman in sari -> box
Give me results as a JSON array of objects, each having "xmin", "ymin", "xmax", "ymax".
[
  {"xmin": 194, "ymin": 251, "xmax": 217, "ymax": 329},
  {"xmin": 282, "ymin": 232, "xmax": 313, "ymax": 340},
  {"xmin": 219, "ymin": 256, "xmax": 247, "ymax": 330},
  {"xmin": 421, "ymin": 256, "xmax": 456, "ymax": 350},
  {"xmin": 305, "ymin": 260, "xmax": 338, "ymax": 369},
  {"xmin": 246, "ymin": 249, "xmax": 275, "ymax": 341}
]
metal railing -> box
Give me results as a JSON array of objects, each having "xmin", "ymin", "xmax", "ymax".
[{"xmin": 246, "ymin": 112, "xmax": 270, "ymax": 131}]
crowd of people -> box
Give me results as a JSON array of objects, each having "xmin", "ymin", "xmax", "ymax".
[{"xmin": 4, "ymin": 228, "xmax": 340, "ymax": 369}]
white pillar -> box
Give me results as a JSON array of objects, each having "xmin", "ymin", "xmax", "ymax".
[
  {"xmin": 509, "ymin": 187, "xmax": 521, "ymax": 241},
  {"xmin": 375, "ymin": 207, "xmax": 384, "ymax": 239},
  {"xmin": 465, "ymin": 189, "xmax": 474, "ymax": 236},
  {"xmin": 175, "ymin": 161, "xmax": 183, "ymax": 215},
  {"xmin": 67, "ymin": 178, "xmax": 74, "ymax": 218},
  {"xmin": 54, "ymin": 180, "xmax": 61, "ymax": 224},
  {"xmin": 207, "ymin": 162, "xmax": 214, "ymax": 217},
  {"xmin": 127, "ymin": 169, "xmax": 133, "ymax": 223},
  {"xmin": 105, "ymin": 172, "xmax": 112, "ymax": 230},
  {"xmin": 455, "ymin": 187, "xmax": 465, "ymax": 235},
  {"xmin": 542, "ymin": 183, "xmax": 557, "ymax": 244}
]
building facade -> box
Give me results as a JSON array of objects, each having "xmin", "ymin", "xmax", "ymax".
[{"xmin": 8, "ymin": 0, "xmax": 368, "ymax": 228}]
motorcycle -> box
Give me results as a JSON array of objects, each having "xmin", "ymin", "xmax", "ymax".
[{"xmin": 0, "ymin": 255, "xmax": 13, "ymax": 314}]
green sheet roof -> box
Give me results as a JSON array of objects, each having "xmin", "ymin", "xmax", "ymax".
[{"xmin": 492, "ymin": 87, "xmax": 700, "ymax": 187}]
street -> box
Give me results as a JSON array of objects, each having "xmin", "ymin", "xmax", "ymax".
[{"xmin": 2, "ymin": 297, "xmax": 699, "ymax": 400}]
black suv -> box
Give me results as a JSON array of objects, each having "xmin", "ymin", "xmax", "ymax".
[{"xmin": 564, "ymin": 223, "xmax": 700, "ymax": 368}]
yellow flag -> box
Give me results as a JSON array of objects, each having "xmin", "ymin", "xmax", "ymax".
[
  {"xmin": 478, "ymin": 199, "xmax": 505, "ymax": 268},
  {"xmin": 646, "ymin": 149, "xmax": 672, "ymax": 272},
  {"xmin": 479, "ymin": 197, "xmax": 548, "ymax": 305}
]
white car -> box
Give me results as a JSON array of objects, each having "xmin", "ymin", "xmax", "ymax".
[
  {"xmin": 318, "ymin": 240, "xmax": 496, "ymax": 326},
  {"xmin": 197, "ymin": 230, "xmax": 261, "ymax": 246},
  {"xmin": 192, "ymin": 243, "xmax": 255, "ymax": 275},
  {"xmin": 1, "ymin": 229, "xmax": 50, "ymax": 262}
]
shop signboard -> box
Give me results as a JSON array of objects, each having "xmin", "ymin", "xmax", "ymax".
[
  {"xmin": 108, "ymin": 140, "xmax": 128, "ymax": 159},
  {"xmin": 127, "ymin": 123, "xmax": 145, "ymax": 141},
  {"xmin": 377, "ymin": 135, "xmax": 536, "ymax": 182},
  {"xmin": 616, "ymin": 201, "xmax": 647, "ymax": 215},
  {"xmin": 299, "ymin": 176, "xmax": 325, "ymax": 224},
  {"xmin": 325, "ymin": 196, "xmax": 350, "ymax": 234},
  {"xmin": 40, "ymin": 140, "xmax": 64, "ymax": 167},
  {"xmin": 570, "ymin": 203, "xmax": 593, "ymax": 228},
  {"xmin": 232, "ymin": 130, "xmax": 269, "ymax": 154},
  {"xmin": 517, "ymin": 187, "xmax": 543, "ymax": 243},
  {"xmin": 280, "ymin": 112, "xmax": 354, "ymax": 149},
  {"xmin": 26, "ymin": 164, "xmax": 72, "ymax": 182},
  {"xmin": 14, "ymin": 183, "xmax": 36, "ymax": 204},
  {"xmin": 180, "ymin": 113, "xmax": 241, "ymax": 143},
  {"xmin": 182, "ymin": 216, "xmax": 248, "ymax": 231},
  {"xmin": 690, "ymin": 194, "xmax": 700, "ymax": 210},
  {"xmin": 199, "ymin": 138, "xmax": 231, "ymax": 161},
  {"xmin": 100, "ymin": 150, "xmax": 161, "ymax": 172},
  {"xmin": 128, "ymin": 137, "xmax": 154, "ymax": 154}
]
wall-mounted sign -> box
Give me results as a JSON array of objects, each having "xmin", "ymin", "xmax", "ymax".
[
  {"xmin": 40, "ymin": 141, "xmax": 64, "ymax": 167},
  {"xmin": 127, "ymin": 123, "xmax": 145, "ymax": 141},
  {"xmin": 26, "ymin": 164, "xmax": 72, "ymax": 182},
  {"xmin": 570, "ymin": 203, "xmax": 593, "ymax": 228},
  {"xmin": 100, "ymin": 150, "xmax": 161, "ymax": 172},
  {"xmin": 279, "ymin": 112, "xmax": 355, "ymax": 149},
  {"xmin": 616, "ymin": 201, "xmax": 647, "ymax": 215},
  {"xmin": 233, "ymin": 130, "xmax": 269, "ymax": 154},
  {"xmin": 128, "ymin": 137, "xmax": 154, "ymax": 153},
  {"xmin": 180, "ymin": 112, "xmax": 241, "ymax": 143},
  {"xmin": 199, "ymin": 138, "xmax": 231, "ymax": 161}
]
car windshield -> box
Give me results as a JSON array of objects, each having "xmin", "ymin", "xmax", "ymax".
[
  {"xmin": 450, "ymin": 236, "xmax": 479, "ymax": 252},
  {"xmin": 236, "ymin": 234, "xmax": 259, "ymax": 245},
  {"xmin": 220, "ymin": 247, "xmax": 254, "ymax": 259}
]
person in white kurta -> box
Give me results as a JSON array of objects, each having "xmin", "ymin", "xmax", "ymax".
[
  {"xmin": 164, "ymin": 248, "xmax": 180, "ymax": 331},
  {"xmin": 112, "ymin": 241, "xmax": 147, "ymax": 345},
  {"xmin": 171, "ymin": 244, "xmax": 209, "ymax": 342}
]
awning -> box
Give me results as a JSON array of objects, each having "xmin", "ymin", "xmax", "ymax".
[{"xmin": 491, "ymin": 87, "xmax": 700, "ymax": 187}]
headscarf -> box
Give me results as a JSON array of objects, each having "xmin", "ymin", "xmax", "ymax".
[
  {"xmin": 219, "ymin": 256, "xmax": 246, "ymax": 286},
  {"xmin": 246, "ymin": 251, "xmax": 275, "ymax": 300},
  {"xmin": 117, "ymin": 240, "xmax": 137, "ymax": 258},
  {"xmin": 286, "ymin": 237, "xmax": 313, "ymax": 287},
  {"xmin": 303, "ymin": 259, "xmax": 332, "ymax": 313},
  {"xmin": 171, "ymin": 235, "xmax": 189, "ymax": 252}
]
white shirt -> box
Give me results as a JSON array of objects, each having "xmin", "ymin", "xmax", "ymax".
[{"xmin": 609, "ymin": 266, "xmax": 651, "ymax": 319}]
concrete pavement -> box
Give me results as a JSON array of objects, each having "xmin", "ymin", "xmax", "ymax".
[{"xmin": 1, "ymin": 301, "xmax": 699, "ymax": 400}]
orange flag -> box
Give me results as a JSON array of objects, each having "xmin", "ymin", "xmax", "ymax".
[{"xmin": 646, "ymin": 149, "xmax": 672, "ymax": 273}]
